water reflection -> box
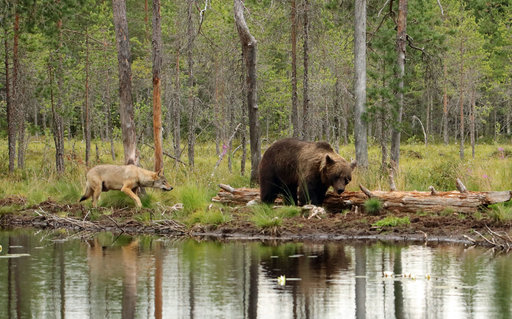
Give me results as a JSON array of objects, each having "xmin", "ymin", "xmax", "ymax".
[{"xmin": 0, "ymin": 230, "xmax": 511, "ymax": 318}]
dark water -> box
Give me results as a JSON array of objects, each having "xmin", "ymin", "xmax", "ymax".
[{"xmin": 0, "ymin": 229, "xmax": 511, "ymax": 319}]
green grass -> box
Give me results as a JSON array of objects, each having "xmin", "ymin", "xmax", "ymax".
[
  {"xmin": 250, "ymin": 204, "xmax": 282, "ymax": 229},
  {"xmin": 363, "ymin": 198, "xmax": 382, "ymax": 215},
  {"xmin": 2, "ymin": 138, "xmax": 512, "ymax": 230},
  {"xmin": 185, "ymin": 207, "xmax": 232, "ymax": 227},
  {"xmin": 249, "ymin": 204, "xmax": 301, "ymax": 229},
  {"xmin": 372, "ymin": 216, "xmax": 411, "ymax": 228},
  {"xmin": 488, "ymin": 202, "xmax": 512, "ymax": 223}
]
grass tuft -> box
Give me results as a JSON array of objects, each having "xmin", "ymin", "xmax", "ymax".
[
  {"xmin": 98, "ymin": 191, "xmax": 136, "ymax": 208},
  {"xmin": 250, "ymin": 204, "xmax": 283, "ymax": 229},
  {"xmin": 363, "ymin": 198, "xmax": 383, "ymax": 215},
  {"xmin": 372, "ymin": 216, "xmax": 410, "ymax": 228},
  {"xmin": 488, "ymin": 202, "xmax": 512, "ymax": 223}
]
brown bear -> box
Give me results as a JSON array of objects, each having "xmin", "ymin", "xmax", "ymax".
[{"xmin": 259, "ymin": 138, "xmax": 356, "ymax": 206}]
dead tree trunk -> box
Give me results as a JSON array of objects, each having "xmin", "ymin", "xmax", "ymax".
[
  {"xmin": 302, "ymin": 0, "xmax": 310, "ymax": 140},
  {"xmin": 234, "ymin": 0, "xmax": 261, "ymax": 184},
  {"xmin": 459, "ymin": 37, "xmax": 464, "ymax": 161},
  {"xmin": 187, "ymin": 0, "xmax": 196, "ymax": 168},
  {"xmin": 470, "ymin": 87, "xmax": 475, "ymax": 159},
  {"xmin": 85, "ymin": 27, "xmax": 91, "ymax": 166},
  {"xmin": 113, "ymin": 0, "xmax": 137, "ymax": 165},
  {"xmin": 173, "ymin": 51, "xmax": 181, "ymax": 162},
  {"xmin": 290, "ymin": 0, "xmax": 299, "ymax": 137},
  {"xmin": 54, "ymin": 18, "xmax": 65, "ymax": 174},
  {"xmin": 152, "ymin": 0, "xmax": 163, "ymax": 171},
  {"xmin": 391, "ymin": 0, "xmax": 407, "ymax": 170},
  {"xmin": 443, "ymin": 63, "xmax": 449, "ymax": 144},
  {"xmin": 354, "ymin": 0, "xmax": 368, "ymax": 167},
  {"xmin": 5, "ymin": 24, "xmax": 16, "ymax": 173},
  {"xmin": 213, "ymin": 185, "xmax": 512, "ymax": 215}
]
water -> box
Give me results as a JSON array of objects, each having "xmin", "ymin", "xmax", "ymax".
[{"xmin": 0, "ymin": 229, "xmax": 511, "ymax": 319}]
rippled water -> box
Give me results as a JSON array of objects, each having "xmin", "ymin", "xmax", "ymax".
[{"xmin": 0, "ymin": 229, "xmax": 511, "ymax": 318}]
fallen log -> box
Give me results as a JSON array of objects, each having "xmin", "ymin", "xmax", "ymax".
[{"xmin": 212, "ymin": 184, "xmax": 511, "ymax": 214}]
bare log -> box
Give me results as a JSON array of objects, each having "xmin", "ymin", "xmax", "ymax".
[
  {"xmin": 456, "ymin": 178, "xmax": 467, "ymax": 193},
  {"xmin": 212, "ymin": 185, "xmax": 511, "ymax": 214}
]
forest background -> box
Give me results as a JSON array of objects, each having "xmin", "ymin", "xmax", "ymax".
[{"xmin": 1, "ymin": 0, "xmax": 511, "ymax": 202}]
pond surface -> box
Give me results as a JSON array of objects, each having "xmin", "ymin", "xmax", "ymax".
[{"xmin": 0, "ymin": 229, "xmax": 511, "ymax": 319}]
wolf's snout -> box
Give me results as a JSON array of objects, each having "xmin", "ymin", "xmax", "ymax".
[{"xmin": 164, "ymin": 186, "xmax": 173, "ymax": 191}]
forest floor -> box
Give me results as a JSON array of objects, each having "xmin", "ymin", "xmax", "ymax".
[{"xmin": 1, "ymin": 194, "xmax": 510, "ymax": 246}]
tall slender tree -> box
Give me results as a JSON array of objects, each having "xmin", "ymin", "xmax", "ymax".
[
  {"xmin": 187, "ymin": 0, "xmax": 196, "ymax": 168},
  {"xmin": 290, "ymin": 0, "xmax": 299, "ymax": 137},
  {"xmin": 234, "ymin": 0, "xmax": 260, "ymax": 184},
  {"xmin": 152, "ymin": 0, "xmax": 163, "ymax": 171},
  {"xmin": 390, "ymin": 0, "xmax": 408, "ymax": 170},
  {"xmin": 302, "ymin": 0, "xmax": 310, "ymax": 140},
  {"xmin": 112, "ymin": 0, "xmax": 137, "ymax": 165},
  {"xmin": 354, "ymin": 0, "xmax": 368, "ymax": 167}
]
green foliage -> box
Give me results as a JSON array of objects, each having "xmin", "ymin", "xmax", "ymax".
[
  {"xmin": 48, "ymin": 180, "xmax": 82, "ymax": 203},
  {"xmin": 373, "ymin": 216, "xmax": 411, "ymax": 229},
  {"xmin": 488, "ymin": 201, "xmax": 512, "ymax": 224},
  {"xmin": 175, "ymin": 183, "xmax": 210, "ymax": 215},
  {"xmin": 98, "ymin": 191, "xmax": 136, "ymax": 209},
  {"xmin": 250, "ymin": 205, "xmax": 283, "ymax": 229},
  {"xmin": 249, "ymin": 204, "xmax": 301, "ymax": 230},
  {"xmin": 185, "ymin": 208, "xmax": 232, "ymax": 227},
  {"xmin": 363, "ymin": 198, "xmax": 383, "ymax": 215}
]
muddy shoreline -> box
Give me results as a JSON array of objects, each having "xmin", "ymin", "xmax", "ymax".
[{"xmin": 1, "ymin": 196, "xmax": 509, "ymax": 248}]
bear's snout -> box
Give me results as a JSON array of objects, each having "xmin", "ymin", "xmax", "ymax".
[{"xmin": 336, "ymin": 188, "xmax": 344, "ymax": 195}]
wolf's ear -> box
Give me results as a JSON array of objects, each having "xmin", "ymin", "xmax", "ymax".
[
  {"xmin": 157, "ymin": 168, "xmax": 164, "ymax": 176},
  {"xmin": 350, "ymin": 160, "xmax": 357, "ymax": 170}
]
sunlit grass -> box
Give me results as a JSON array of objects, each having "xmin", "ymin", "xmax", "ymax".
[
  {"xmin": 372, "ymin": 216, "xmax": 411, "ymax": 228},
  {"xmin": 363, "ymin": 198, "xmax": 383, "ymax": 215},
  {"xmin": 1, "ymin": 138, "xmax": 512, "ymax": 215},
  {"xmin": 488, "ymin": 201, "xmax": 512, "ymax": 223}
]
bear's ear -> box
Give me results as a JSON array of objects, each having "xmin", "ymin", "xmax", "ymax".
[
  {"xmin": 325, "ymin": 154, "xmax": 335, "ymax": 165},
  {"xmin": 350, "ymin": 160, "xmax": 357, "ymax": 170}
]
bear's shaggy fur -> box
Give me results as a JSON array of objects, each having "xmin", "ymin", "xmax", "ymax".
[{"xmin": 259, "ymin": 138, "xmax": 356, "ymax": 206}]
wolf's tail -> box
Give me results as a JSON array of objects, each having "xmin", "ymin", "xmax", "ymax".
[{"xmin": 80, "ymin": 184, "xmax": 93, "ymax": 202}]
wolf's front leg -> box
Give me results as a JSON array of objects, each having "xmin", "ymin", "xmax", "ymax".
[{"xmin": 121, "ymin": 185, "xmax": 143, "ymax": 208}]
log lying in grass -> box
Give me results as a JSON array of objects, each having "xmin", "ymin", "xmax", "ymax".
[{"xmin": 212, "ymin": 183, "xmax": 511, "ymax": 214}]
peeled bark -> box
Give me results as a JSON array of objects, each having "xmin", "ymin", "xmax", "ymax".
[
  {"xmin": 291, "ymin": 0, "xmax": 299, "ymax": 137},
  {"xmin": 212, "ymin": 185, "xmax": 512, "ymax": 215},
  {"xmin": 234, "ymin": 0, "xmax": 261, "ymax": 184},
  {"xmin": 5, "ymin": 25, "xmax": 16, "ymax": 173},
  {"xmin": 391, "ymin": 0, "xmax": 407, "ymax": 169},
  {"xmin": 354, "ymin": 0, "xmax": 368, "ymax": 167},
  {"xmin": 302, "ymin": 0, "xmax": 310, "ymax": 140},
  {"xmin": 152, "ymin": 0, "xmax": 163, "ymax": 171},
  {"xmin": 187, "ymin": 0, "xmax": 196, "ymax": 168},
  {"xmin": 85, "ymin": 28, "xmax": 91, "ymax": 166},
  {"xmin": 112, "ymin": 0, "xmax": 137, "ymax": 165}
]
